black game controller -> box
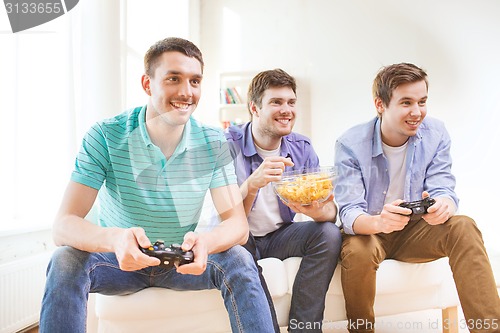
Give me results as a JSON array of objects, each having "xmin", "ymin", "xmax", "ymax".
[
  {"xmin": 399, "ymin": 197, "xmax": 436, "ymax": 221},
  {"xmin": 140, "ymin": 240, "xmax": 194, "ymax": 268}
]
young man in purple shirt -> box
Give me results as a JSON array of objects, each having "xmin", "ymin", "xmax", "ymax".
[
  {"xmin": 334, "ymin": 63, "xmax": 500, "ymax": 333},
  {"xmin": 225, "ymin": 69, "xmax": 341, "ymax": 332}
]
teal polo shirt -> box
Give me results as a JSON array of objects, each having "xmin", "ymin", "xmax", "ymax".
[{"xmin": 71, "ymin": 106, "xmax": 236, "ymax": 244}]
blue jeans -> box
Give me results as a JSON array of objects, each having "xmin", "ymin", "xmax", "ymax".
[
  {"xmin": 248, "ymin": 221, "xmax": 342, "ymax": 333},
  {"xmin": 40, "ymin": 245, "xmax": 274, "ymax": 333}
]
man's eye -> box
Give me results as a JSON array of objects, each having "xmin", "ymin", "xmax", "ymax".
[
  {"xmin": 191, "ymin": 79, "xmax": 201, "ymax": 85},
  {"xmin": 418, "ymin": 101, "xmax": 426, "ymax": 106},
  {"xmin": 167, "ymin": 77, "xmax": 178, "ymax": 82}
]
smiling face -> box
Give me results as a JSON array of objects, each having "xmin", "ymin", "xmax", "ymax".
[
  {"xmin": 251, "ymin": 86, "xmax": 297, "ymax": 147},
  {"xmin": 142, "ymin": 51, "xmax": 203, "ymax": 127},
  {"xmin": 377, "ymin": 80, "xmax": 428, "ymax": 147}
]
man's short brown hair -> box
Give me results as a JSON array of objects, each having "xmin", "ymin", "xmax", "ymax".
[
  {"xmin": 372, "ymin": 63, "xmax": 428, "ymax": 110},
  {"xmin": 144, "ymin": 37, "xmax": 204, "ymax": 77},
  {"xmin": 247, "ymin": 69, "xmax": 297, "ymax": 113}
]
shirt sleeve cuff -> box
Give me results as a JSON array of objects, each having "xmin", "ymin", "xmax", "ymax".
[{"xmin": 342, "ymin": 210, "xmax": 367, "ymax": 235}]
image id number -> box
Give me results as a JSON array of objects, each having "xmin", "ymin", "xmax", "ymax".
[
  {"xmin": 444, "ymin": 318, "xmax": 499, "ymax": 330},
  {"xmin": 5, "ymin": 2, "xmax": 63, "ymax": 14}
]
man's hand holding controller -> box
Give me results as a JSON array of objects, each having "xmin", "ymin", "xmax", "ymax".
[
  {"xmin": 137, "ymin": 231, "xmax": 209, "ymax": 276},
  {"xmin": 398, "ymin": 192, "xmax": 456, "ymax": 225}
]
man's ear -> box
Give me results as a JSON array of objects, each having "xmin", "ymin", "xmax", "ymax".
[
  {"xmin": 374, "ymin": 97, "xmax": 384, "ymax": 115},
  {"xmin": 249, "ymin": 101, "xmax": 259, "ymax": 117},
  {"xmin": 141, "ymin": 74, "xmax": 151, "ymax": 96}
]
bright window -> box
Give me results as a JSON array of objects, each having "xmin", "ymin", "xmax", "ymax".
[
  {"xmin": 0, "ymin": 0, "xmax": 192, "ymax": 233},
  {"xmin": 0, "ymin": 12, "xmax": 74, "ymax": 232}
]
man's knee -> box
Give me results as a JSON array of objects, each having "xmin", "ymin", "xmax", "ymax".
[
  {"xmin": 316, "ymin": 222, "xmax": 342, "ymax": 252},
  {"xmin": 49, "ymin": 246, "xmax": 88, "ymax": 272},
  {"xmin": 212, "ymin": 245, "xmax": 256, "ymax": 270},
  {"xmin": 341, "ymin": 235, "xmax": 384, "ymax": 269},
  {"xmin": 446, "ymin": 215, "xmax": 478, "ymax": 232},
  {"xmin": 45, "ymin": 246, "xmax": 90, "ymax": 286},
  {"xmin": 445, "ymin": 215, "xmax": 485, "ymax": 245},
  {"xmin": 208, "ymin": 245, "xmax": 261, "ymax": 290}
]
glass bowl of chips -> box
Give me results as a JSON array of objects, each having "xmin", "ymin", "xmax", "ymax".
[{"xmin": 272, "ymin": 166, "xmax": 337, "ymax": 206}]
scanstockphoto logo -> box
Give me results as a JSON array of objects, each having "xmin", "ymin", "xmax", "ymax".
[{"xmin": 4, "ymin": 0, "xmax": 79, "ymax": 33}]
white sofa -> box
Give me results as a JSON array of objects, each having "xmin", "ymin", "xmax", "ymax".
[
  {"xmin": 87, "ymin": 256, "xmax": 460, "ymax": 333},
  {"xmin": 85, "ymin": 199, "xmax": 461, "ymax": 332}
]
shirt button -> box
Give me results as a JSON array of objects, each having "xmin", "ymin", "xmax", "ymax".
[{"xmin": 382, "ymin": 191, "xmax": 386, "ymax": 194}]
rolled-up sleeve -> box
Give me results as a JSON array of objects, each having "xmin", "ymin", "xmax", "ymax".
[
  {"xmin": 422, "ymin": 125, "xmax": 459, "ymax": 208},
  {"xmin": 334, "ymin": 140, "xmax": 369, "ymax": 235}
]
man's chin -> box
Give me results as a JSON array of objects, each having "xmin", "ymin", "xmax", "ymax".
[
  {"xmin": 159, "ymin": 111, "xmax": 192, "ymax": 124},
  {"xmin": 277, "ymin": 128, "xmax": 293, "ymax": 137}
]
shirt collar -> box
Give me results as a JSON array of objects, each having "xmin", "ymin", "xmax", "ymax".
[
  {"xmin": 242, "ymin": 122, "xmax": 258, "ymax": 157},
  {"xmin": 373, "ymin": 117, "xmax": 384, "ymax": 157},
  {"xmin": 175, "ymin": 118, "xmax": 190, "ymax": 155},
  {"xmin": 138, "ymin": 105, "xmax": 153, "ymax": 147},
  {"xmin": 138, "ymin": 105, "xmax": 191, "ymax": 155},
  {"xmin": 373, "ymin": 116, "xmax": 422, "ymax": 157}
]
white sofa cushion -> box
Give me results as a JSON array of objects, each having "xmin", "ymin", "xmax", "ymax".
[
  {"xmin": 282, "ymin": 257, "xmax": 458, "ymax": 322},
  {"xmin": 95, "ymin": 288, "xmax": 231, "ymax": 333},
  {"xmin": 258, "ymin": 257, "xmax": 288, "ymax": 298},
  {"xmin": 91, "ymin": 257, "xmax": 459, "ymax": 333}
]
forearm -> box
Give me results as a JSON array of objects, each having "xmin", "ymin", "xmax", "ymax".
[
  {"xmin": 52, "ymin": 181, "xmax": 124, "ymax": 252},
  {"xmin": 209, "ymin": 184, "xmax": 250, "ymax": 253},
  {"xmin": 52, "ymin": 214, "xmax": 123, "ymax": 252},
  {"xmin": 313, "ymin": 201, "xmax": 338, "ymax": 222},
  {"xmin": 202, "ymin": 209, "xmax": 249, "ymax": 254},
  {"xmin": 240, "ymin": 179, "xmax": 258, "ymax": 216},
  {"xmin": 352, "ymin": 213, "xmax": 382, "ymax": 235}
]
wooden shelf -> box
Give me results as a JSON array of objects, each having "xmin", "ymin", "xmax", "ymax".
[{"xmin": 219, "ymin": 71, "xmax": 256, "ymax": 128}]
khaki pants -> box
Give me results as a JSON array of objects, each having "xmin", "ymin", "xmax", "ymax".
[{"xmin": 341, "ymin": 215, "xmax": 500, "ymax": 333}]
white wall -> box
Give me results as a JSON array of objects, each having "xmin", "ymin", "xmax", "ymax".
[{"xmin": 197, "ymin": 0, "xmax": 500, "ymax": 252}]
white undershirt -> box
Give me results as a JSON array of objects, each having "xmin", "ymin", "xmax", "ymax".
[
  {"xmin": 382, "ymin": 141, "xmax": 408, "ymax": 205},
  {"xmin": 247, "ymin": 144, "xmax": 284, "ymax": 237}
]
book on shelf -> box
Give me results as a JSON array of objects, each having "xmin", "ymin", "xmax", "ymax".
[{"xmin": 220, "ymin": 87, "xmax": 243, "ymax": 104}]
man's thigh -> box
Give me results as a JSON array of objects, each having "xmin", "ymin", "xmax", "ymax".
[
  {"xmin": 256, "ymin": 221, "xmax": 337, "ymax": 259},
  {"xmin": 381, "ymin": 217, "xmax": 453, "ymax": 263},
  {"xmin": 154, "ymin": 245, "xmax": 256, "ymax": 291}
]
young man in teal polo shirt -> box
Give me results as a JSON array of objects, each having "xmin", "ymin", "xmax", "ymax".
[{"xmin": 39, "ymin": 37, "xmax": 274, "ymax": 333}]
